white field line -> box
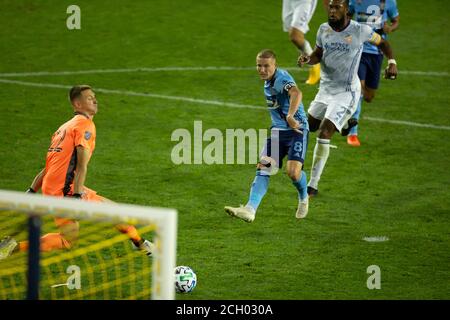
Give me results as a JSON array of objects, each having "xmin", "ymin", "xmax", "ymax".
[
  {"xmin": 364, "ymin": 117, "xmax": 450, "ymax": 131},
  {"xmin": 1, "ymin": 78, "xmax": 449, "ymax": 131},
  {"xmin": 0, "ymin": 78, "xmax": 261, "ymax": 110},
  {"xmin": 0, "ymin": 66, "xmax": 448, "ymax": 77}
]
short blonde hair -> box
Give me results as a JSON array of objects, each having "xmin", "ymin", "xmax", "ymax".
[{"xmin": 257, "ymin": 49, "xmax": 276, "ymax": 60}]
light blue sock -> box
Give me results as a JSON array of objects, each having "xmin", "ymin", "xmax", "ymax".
[
  {"xmin": 246, "ymin": 171, "xmax": 270, "ymax": 212},
  {"xmin": 349, "ymin": 95, "xmax": 363, "ymax": 136},
  {"xmin": 292, "ymin": 171, "xmax": 308, "ymax": 201}
]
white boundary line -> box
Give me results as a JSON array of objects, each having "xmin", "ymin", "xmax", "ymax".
[
  {"xmin": 0, "ymin": 66, "xmax": 448, "ymax": 78},
  {"xmin": 1, "ymin": 78, "xmax": 449, "ymax": 131},
  {"xmin": 364, "ymin": 117, "xmax": 450, "ymax": 131},
  {"xmin": 0, "ymin": 79, "xmax": 262, "ymax": 110},
  {"xmin": 0, "ymin": 67, "xmax": 254, "ymax": 77}
]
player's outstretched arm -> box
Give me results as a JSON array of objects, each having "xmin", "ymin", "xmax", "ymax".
[
  {"xmin": 297, "ymin": 46, "xmax": 323, "ymax": 68},
  {"xmin": 27, "ymin": 168, "xmax": 46, "ymax": 193},
  {"xmin": 73, "ymin": 145, "xmax": 90, "ymax": 197}
]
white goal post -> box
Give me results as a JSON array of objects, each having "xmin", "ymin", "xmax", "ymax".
[{"xmin": 0, "ymin": 189, "xmax": 177, "ymax": 300}]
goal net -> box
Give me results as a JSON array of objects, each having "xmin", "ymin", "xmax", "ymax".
[{"xmin": 0, "ymin": 190, "xmax": 177, "ymax": 300}]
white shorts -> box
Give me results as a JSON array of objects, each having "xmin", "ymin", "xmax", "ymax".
[
  {"xmin": 308, "ymin": 88, "xmax": 361, "ymax": 133},
  {"xmin": 282, "ymin": 0, "xmax": 318, "ymax": 34}
]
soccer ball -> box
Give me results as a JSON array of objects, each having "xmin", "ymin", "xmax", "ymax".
[{"xmin": 174, "ymin": 265, "xmax": 197, "ymax": 293}]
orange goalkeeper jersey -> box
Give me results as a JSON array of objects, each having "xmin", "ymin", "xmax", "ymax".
[{"xmin": 42, "ymin": 113, "xmax": 96, "ymax": 196}]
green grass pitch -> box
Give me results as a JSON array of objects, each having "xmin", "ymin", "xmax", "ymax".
[{"xmin": 0, "ymin": 0, "xmax": 449, "ymax": 299}]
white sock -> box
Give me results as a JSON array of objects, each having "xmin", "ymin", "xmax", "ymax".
[
  {"xmin": 303, "ymin": 40, "xmax": 313, "ymax": 56},
  {"xmin": 308, "ymin": 138, "xmax": 330, "ymax": 189}
]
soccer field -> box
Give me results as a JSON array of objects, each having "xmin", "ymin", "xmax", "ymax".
[{"xmin": 0, "ymin": 0, "xmax": 449, "ymax": 299}]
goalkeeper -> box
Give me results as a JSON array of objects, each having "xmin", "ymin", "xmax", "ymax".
[{"xmin": 0, "ymin": 85, "xmax": 153, "ymax": 259}]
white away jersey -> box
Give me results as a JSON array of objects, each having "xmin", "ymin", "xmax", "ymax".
[{"xmin": 316, "ymin": 20, "xmax": 378, "ymax": 92}]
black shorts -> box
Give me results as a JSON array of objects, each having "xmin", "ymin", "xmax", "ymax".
[{"xmin": 358, "ymin": 52, "xmax": 384, "ymax": 90}]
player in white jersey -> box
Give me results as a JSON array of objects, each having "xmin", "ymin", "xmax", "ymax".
[
  {"xmin": 282, "ymin": 0, "xmax": 321, "ymax": 85},
  {"xmin": 297, "ymin": 0, "xmax": 397, "ymax": 197}
]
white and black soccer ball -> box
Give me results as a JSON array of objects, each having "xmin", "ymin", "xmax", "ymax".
[{"xmin": 174, "ymin": 265, "xmax": 197, "ymax": 293}]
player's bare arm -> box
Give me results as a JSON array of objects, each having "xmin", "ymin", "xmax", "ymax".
[
  {"xmin": 370, "ymin": 34, "xmax": 398, "ymax": 79},
  {"xmin": 298, "ymin": 46, "xmax": 323, "ymax": 67},
  {"xmin": 28, "ymin": 168, "xmax": 46, "ymax": 192},
  {"xmin": 73, "ymin": 145, "xmax": 90, "ymax": 196},
  {"xmin": 383, "ymin": 15, "xmax": 400, "ymax": 34},
  {"xmin": 286, "ymin": 86, "xmax": 302, "ymax": 131}
]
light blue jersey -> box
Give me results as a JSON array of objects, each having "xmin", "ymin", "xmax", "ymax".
[
  {"xmin": 349, "ymin": 0, "xmax": 399, "ymax": 55},
  {"xmin": 264, "ymin": 68, "xmax": 308, "ymax": 131}
]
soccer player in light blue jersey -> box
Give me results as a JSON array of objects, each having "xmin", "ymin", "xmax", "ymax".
[
  {"xmin": 346, "ymin": 0, "xmax": 400, "ymax": 146},
  {"xmin": 225, "ymin": 49, "xmax": 310, "ymax": 222},
  {"xmin": 298, "ymin": 0, "xmax": 397, "ymax": 197}
]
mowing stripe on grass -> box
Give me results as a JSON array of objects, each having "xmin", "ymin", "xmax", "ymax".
[
  {"xmin": 0, "ymin": 66, "xmax": 448, "ymax": 78},
  {"xmin": 1, "ymin": 78, "xmax": 449, "ymax": 131}
]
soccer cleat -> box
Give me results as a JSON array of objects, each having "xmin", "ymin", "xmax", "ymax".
[
  {"xmin": 132, "ymin": 239, "xmax": 155, "ymax": 257},
  {"xmin": 295, "ymin": 197, "xmax": 309, "ymax": 219},
  {"xmin": 347, "ymin": 135, "xmax": 361, "ymax": 147},
  {"xmin": 307, "ymin": 186, "xmax": 319, "ymax": 198},
  {"xmin": 139, "ymin": 239, "xmax": 155, "ymax": 256},
  {"xmin": 0, "ymin": 237, "xmax": 18, "ymax": 260},
  {"xmin": 341, "ymin": 118, "xmax": 358, "ymax": 136},
  {"xmin": 305, "ymin": 64, "xmax": 320, "ymax": 85},
  {"xmin": 224, "ymin": 205, "xmax": 255, "ymax": 223}
]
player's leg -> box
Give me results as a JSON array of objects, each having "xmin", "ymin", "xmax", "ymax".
[
  {"xmin": 348, "ymin": 54, "xmax": 382, "ymax": 146},
  {"xmin": 347, "ymin": 54, "xmax": 368, "ymax": 146},
  {"xmin": 283, "ymin": 1, "xmax": 313, "ymax": 55},
  {"xmin": 306, "ymin": 97, "xmax": 327, "ymax": 196},
  {"xmin": 361, "ymin": 54, "xmax": 382, "ymax": 103},
  {"xmin": 82, "ymin": 187, "xmax": 154, "ymax": 256},
  {"xmin": 289, "ymin": 28, "xmax": 313, "ymax": 56},
  {"xmin": 347, "ymin": 80, "xmax": 364, "ymax": 147},
  {"xmin": 286, "ymin": 129, "xmax": 309, "ymax": 218},
  {"xmin": 224, "ymin": 159, "xmax": 271, "ymax": 223},
  {"xmin": 309, "ymin": 91, "xmax": 359, "ymax": 195},
  {"xmin": 225, "ymin": 131, "xmax": 284, "ymax": 222},
  {"xmin": 285, "ymin": 0, "xmax": 320, "ymax": 84},
  {"xmin": 308, "ymin": 113, "xmax": 322, "ymax": 132},
  {"xmin": 307, "ymin": 119, "xmax": 334, "ymax": 196},
  {"xmin": 14, "ymin": 216, "xmax": 77, "ymax": 256},
  {"xmin": 293, "ymin": 0, "xmax": 319, "ymax": 85}
]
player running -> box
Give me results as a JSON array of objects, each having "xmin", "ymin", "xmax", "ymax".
[
  {"xmin": 298, "ymin": 0, "xmax": 397, "ymax": 197},
  {"xmin": 282, "ymin": 0, "xmax": 321, "ymax": 85},
  {"xmin": 346, "ymin": 0, "xmax": 400, "ymax": 146},
  {"xmin": 225, "ymin": 50, "xmax": 310, "ymax": 222},
  {"xmin": 0, "ymin": 85, "xmax": 154, "ymax": 260}
]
